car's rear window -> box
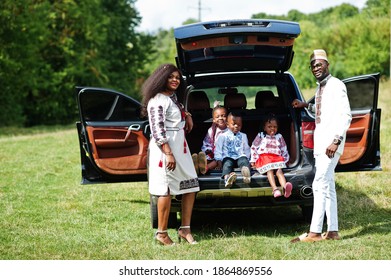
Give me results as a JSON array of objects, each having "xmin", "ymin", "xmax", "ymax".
[{"xmin": 198, "ymin": 86, "xmax": 279, "ymax": 110}]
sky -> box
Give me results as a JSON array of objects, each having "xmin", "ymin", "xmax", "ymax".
[{"xmin": 134, "ymin": 0, "xmax": 367, "ymax": 33}]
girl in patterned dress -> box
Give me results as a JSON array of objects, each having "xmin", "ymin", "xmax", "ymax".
[
  {"xmin": 250, "ymin": 114, "xmax": 292, "ymax": 198},
  {"xmin": 193, "ymin": 102, "xmax": 228, "ymax": 174}
]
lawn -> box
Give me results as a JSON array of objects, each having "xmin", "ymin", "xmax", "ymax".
[{"xmin": 0, "ymin": 80, "xmax": 390, "ymax": 260}]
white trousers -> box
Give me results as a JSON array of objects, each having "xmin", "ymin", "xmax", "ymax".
[{"xmin": 310, "ymin": 152, "xmax": 340, "ymax": 233}]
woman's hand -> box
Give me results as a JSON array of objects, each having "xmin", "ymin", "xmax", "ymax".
[
  {"xmin": 166, "ymin": 154, "xmax": 176, "ymax": 171},
  {"xmin": 185, "ymin": 114, "xmax": 193, "ymax": 133},
  {"xmin": 162, "ymin": 143, "xmax": 176, "ymax": 171}
]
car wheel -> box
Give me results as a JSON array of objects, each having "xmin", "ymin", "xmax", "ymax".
[
  {"xmin": 300, "ymin": 205, "xmax": 313, "ymax": 223},
  {"xmin": 149, "ymin": 195, "xmax": 178, "ymax": 229}
]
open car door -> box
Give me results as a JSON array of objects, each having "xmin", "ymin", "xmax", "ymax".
[
  {"xmin": 305, "ymin": 73, "xmax": 381, "ymax": 172},
  {"xmin": 75, "ymin": 87, "xmax": 149, "ymax": 184},
  {"xmin": 337, "ymin": 73, "xmax": 381, "ymax": 171}
]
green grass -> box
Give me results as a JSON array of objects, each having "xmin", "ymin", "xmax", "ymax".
[{"xmin": 0, "ymin": 80, "xmax": 390, "ymax": 260}]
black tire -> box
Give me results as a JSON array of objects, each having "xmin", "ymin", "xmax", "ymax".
[
  {"xmin": 168, "ymin": 212, "xmax": 178, "ymax": 229},
  {"xmin": 150, "ymin": 195, "xmax": 159, "ymax": 229},
  {"xmin": 300, "ymin": 205, "xmax": 313, "ymax": 223},
  {"xmin": 149, "ymin": 195, "xmax": 178, "ymax": 229}
]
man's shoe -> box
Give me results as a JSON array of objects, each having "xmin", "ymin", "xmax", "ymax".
[
  {"xmin": 322, "ymin": 231, "xmax": 341, "ymax": 240},
  {"xmin": 290, "ymin": 232, "xmax": 323, "ymax": 243}
]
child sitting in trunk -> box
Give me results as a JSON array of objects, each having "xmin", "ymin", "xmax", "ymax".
[
  {"xmin": 250, "ymin": 114, "xmax": 292, "ymax": 198},
  {"xmin": 214, "ymin": 112, "xmax": 251, "ymax": 187},
  {"xmin": 192, "ymin": 102, "xmax": 228, "ymax": 174}
]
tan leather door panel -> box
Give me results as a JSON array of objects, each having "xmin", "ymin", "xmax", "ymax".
[
  {"xmin": 86, "ymin": 126, "xmax": 148, "ymax": 175},
  {"xmin": 340, "ymin": 114, "xmax": 370, "ymax": 165}
]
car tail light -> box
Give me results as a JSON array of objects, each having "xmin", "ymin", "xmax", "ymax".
[{"xmin": 302, "ymin": 122, "xmax": 315, "ymax": 149}]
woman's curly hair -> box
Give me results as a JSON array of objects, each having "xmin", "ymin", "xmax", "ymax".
[{"xmin": 140, "ymin": 63, "xmax": 186, "ymax": 118}]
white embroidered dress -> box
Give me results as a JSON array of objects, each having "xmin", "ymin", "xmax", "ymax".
[{"xmin": 147, "ymin": 93, "xmax": 199, "ymax": 196}]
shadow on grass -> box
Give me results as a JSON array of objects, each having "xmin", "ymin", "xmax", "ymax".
[
  {"xmin": 100, "ymin": 199, "xmax": 149, "ymax": 204},
  {"xmin": 186, "ymin": 183, "xmax": 391, "ymax": 241},
  {"xmin": 337, "ymin": 185, "xmax": 391, "ymax": 240},
  {"xmin": 189, "ymin": 205, "xmax": 306, "ymax": 241}
]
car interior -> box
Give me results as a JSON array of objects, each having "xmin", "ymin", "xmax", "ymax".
[{"xmin": 185, "ymin": 86, "xmax": 298, "ymax": 169}]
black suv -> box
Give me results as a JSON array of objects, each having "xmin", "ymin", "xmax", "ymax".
[{"xmin": 76, "ymin": 19, "xmax": 381, "ymax": 227}]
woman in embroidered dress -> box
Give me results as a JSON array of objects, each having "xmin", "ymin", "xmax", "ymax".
[
  {"xmin": 140, "ymin": 64, "xmax": 200, "ymax": 245},
  {"xmin": 250, "ymin": 114, "xmax": 292, "ymax": 198}
]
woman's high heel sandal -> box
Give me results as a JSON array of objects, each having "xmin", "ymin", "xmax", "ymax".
[
  {"xmin": 155, "ymin": 230, "xmax": 176, "ymax": 246},
  {"xmin": 178, "ymin": 226, "xmax": 198, "ymax": 244}
]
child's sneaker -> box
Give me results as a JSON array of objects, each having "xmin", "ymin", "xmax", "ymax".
[
  {"xmin": 192, "ymin": 153, "xmax": 199, "ymax": 175},
  {"xmin": 241, "ymin": 166, "xmax": 251, "ymax": 184},
  {"xmin": 284, "ymin": 182, "xmax": 292, "ymax": 198},
  {"xmin": 224, "ymin": 172, "xmax": 237, "ymax": 188},
  {"xmin": 273, "ymin": 189, "xmax": 282, "ymax": 198},
  {"xmin": 198, "ymin": 152, "xmax": 207, "ymax": 175}
]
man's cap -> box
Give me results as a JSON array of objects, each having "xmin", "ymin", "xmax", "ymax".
[{"xmin": 310, "ymin": 49, "xmax": 328, "ymax": 62}]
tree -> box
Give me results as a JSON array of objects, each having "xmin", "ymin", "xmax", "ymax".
[
  {"xmin": 0, "ymin": 0, "xmax": 51, "ymax": 126},
  {"xmin": 0, "ymin": 0, "xmax": 154, "ymax": 126},
  {"xmin": 287, "ymin": 9, "xmax": 307, "ymax": 22},
  {"xmin": 364, "ymin": 0, "xmax": 390, "ymax": 17},
  {"xmin": 1, "ymin": 0, "xmax": 389, "ymax": 127}
]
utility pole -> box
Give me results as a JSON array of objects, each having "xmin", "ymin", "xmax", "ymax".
[
  {"xmin": 189, "ymin": 0, "xmax": 210, "ymax": 22},
  {"xmin": 198, "ymin": 0, "xmax": 201, "ymax": 21}
]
